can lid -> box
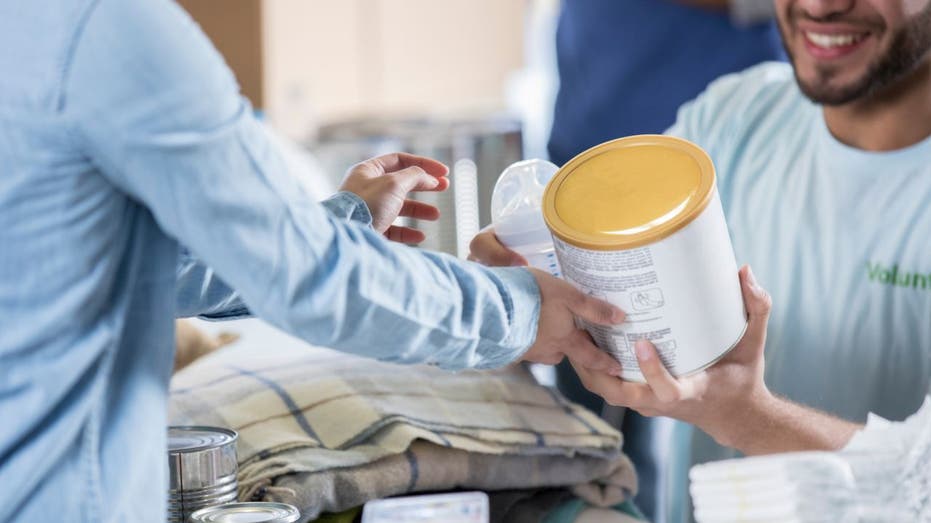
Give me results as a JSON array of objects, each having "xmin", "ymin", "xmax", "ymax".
[
  {"xmin": 169, "ymin": 426, "xmax": 238, "ymax": 453},
  {"xmin": 189, "ymin": 502, "xmax": 300, "ymax": 523},
  {"xmin": 543, "ymin": 135, "xmax": 715, "ymax": 250},
  {"xmin": 168, "ymin": 426, "xmax": 239, "ymax": 491}
]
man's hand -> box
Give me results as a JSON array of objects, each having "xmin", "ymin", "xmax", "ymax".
[
  {"xmin": 468, "ymin": 229, "xmax": 775, "ymax": 446},
  {"xmin": 339, "ymin": 153, "xmax": 450, "ymax": 244},
  {"xmin": 468, "ymin": 226, "xmax": 528, "ymax": 266},
  {"xmin": 571, "ymin": 265, "xmax": 859, "ymax": 455},
  {"xmin": 522, "ymin": 268, "xmax": 626, "ymax": 375},
  {"xmin": 470, "ymin": 228, "xmax": 860, "ymax": 454},
  {"xmin": 572, "ymin": 265, "xmax": 773, "ymax": 449}
]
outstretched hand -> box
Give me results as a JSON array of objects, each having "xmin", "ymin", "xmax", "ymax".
[
  {"xmin": 521, "ymin": 268, "xmax": 626, "ymax": 375},
  {"xmin": 339, "ymin": 153, "xmax": 450, "ymax": 244}
]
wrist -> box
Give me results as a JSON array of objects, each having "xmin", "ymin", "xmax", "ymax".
[
  {"xmin": 473, "ymin": 266, "xmax": 541, "ymax": 368},
  {"xmin": 708, "ymin": 386, "xmax": 780, "ymax": 451}
]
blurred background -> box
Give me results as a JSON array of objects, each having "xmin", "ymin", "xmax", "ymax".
[
  {"xmin": 178, "ymin": 0, "xmax": 559, "ymax": 229},
  {"xmin": 179, "ymin": 0, "xmax": 553, "ymax": 140},
  {"xmin": 177, "ymin": 0, "xmax": 562, "ymax": 372}
]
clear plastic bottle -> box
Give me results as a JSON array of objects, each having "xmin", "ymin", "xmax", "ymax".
[{"xmin": 490, "ymin": 159, "xmax": 562, "ymax": 278}]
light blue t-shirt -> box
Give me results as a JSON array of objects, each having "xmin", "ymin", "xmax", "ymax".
[
  {"xmin": 667, "ymin": 62, "xmax": 931, "ymax": 466},
  {"xmin": 0, "ymin": 1, "xmax": 540, "ymax": 522}
]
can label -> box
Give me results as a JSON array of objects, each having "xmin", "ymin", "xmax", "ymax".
[
  {"xmin": 554, "ymin": 240, "xmax": 678, "ymax": 370},
  {"xmin": 550, "ymin": 192, "xmax": 746, "ymax": 381}
]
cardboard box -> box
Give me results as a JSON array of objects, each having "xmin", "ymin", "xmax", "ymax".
[
  {"xmin": 176, "ymin": 1, "xmax": 524, "ymax": 139},
  {"xmin": 177, "ymin": 0, "xmax": 265, "ymax": 108}
]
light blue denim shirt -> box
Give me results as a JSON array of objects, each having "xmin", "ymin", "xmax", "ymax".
[{"xmin": 0, "ymin": 1, "xmax": 540, "ymax": 521}]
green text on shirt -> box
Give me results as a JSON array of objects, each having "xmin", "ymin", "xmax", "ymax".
[{"xmin": 867, "ymin": 262, "xmax": 930, "ymax": 290}]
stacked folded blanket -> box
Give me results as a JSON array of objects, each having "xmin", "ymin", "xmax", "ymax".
[{"xmin": 169, "ymin": 343, "xmax": 638, "ymax": 521}]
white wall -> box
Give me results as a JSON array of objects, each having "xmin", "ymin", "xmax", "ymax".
[{"xmin": 262, "ymin": 0, "xmax": 526, "ymax": 140}]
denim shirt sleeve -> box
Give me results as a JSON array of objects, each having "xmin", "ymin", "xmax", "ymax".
[
  {"xmin": 64, "ymin": 0, "xmax": 539, "ymax": 370},
  {"xmin": 175, "ymin": 248, "xmax": 251, "ymax": 320},
  {"xmin": 175, "ymin": 192, "xmax": 374, "ymax": 321},
  {"xmin": 321, "ymin": 191, "xmax": 374, "ymax": 226}
]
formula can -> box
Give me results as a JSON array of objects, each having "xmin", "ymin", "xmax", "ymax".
[
  {"xmin": 167, "ymin": 426, "xmax": 239, "ymax": 523},
  {"xmin": 189, "ymin": 502, "xmax": 301, "ymax": 523},
  {"xmin": 542, "ymin": 135, "xmax": 747, "ymax": 382}
]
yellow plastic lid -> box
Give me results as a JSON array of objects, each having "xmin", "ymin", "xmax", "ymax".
[{"xmin": 543, "ymin": 135, "xmax": 716, "ymax": 250}]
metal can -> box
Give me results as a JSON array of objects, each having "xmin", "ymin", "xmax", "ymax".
[
  {"xmin": 167, "ymin": 426, "xmax": 239, "ymax": 523},
  {"xmin": 189, "ymin": 502, "xmax": 301, "ymax": 523},
  {"xmin": 542, "ymin": 135, "xmax": 747, "ymax": 382}
]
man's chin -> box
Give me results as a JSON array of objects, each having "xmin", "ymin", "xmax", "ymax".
[
  {"xmin": 794, "ymin": 70, "xmax": 871, "ymax": 106},
  {"xmin": 797, "ymin": 83, "xmax": 859, "ymax": 105}
]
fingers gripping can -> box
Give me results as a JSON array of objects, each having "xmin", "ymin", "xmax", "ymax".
[{"xmin": 542, "ymin": 135, "xmax": 747, "ymax": 382}]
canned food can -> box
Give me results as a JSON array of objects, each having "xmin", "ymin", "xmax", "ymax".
[
  {"xmin": 189, "ymin": 502, "xmax": 301, "ymax": 523},
  {"xmin": 168, "ymin": 426, "xmax": 239, "ymax": 523},
  {"xmin": 542, "ymin": 135, "xmax": 747, "ymax": 382}
]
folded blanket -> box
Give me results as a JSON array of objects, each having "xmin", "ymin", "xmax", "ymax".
[
  {"xmin": 488, "ymin": 488, "xmax": 575, "ymax": 523},
  {"xmin": 169, "ymin": 344, "xmax": 637, "ymax": 520}
]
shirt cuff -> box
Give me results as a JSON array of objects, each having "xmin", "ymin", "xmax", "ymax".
[
  {"xmin": 474, "ymin": 266, "xmax": 541, "ymax": 369},
  {"xmin": 321, "ymin": 191, "xmax": 373, "ymax": 226}
]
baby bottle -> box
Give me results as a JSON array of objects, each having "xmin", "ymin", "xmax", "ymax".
[{"xmin": 490, "ymin": 159, "xmax": 562, "ymax": 278}]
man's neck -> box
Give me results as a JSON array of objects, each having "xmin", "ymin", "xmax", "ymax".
[{"xmin": 823, "ymin": 60, "xmax": 931, "ymax": 152}]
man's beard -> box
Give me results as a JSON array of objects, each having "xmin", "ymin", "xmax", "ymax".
[{"xmin": 779, "ymin": 4, "xmax": 931, "ymax": 106}]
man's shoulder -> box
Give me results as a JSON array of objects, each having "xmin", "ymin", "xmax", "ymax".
[
  {"xmin": 706, "ymin": 62, "xmax": 796, "ymax": 103},
  {"xmin": 669, "ymin": 62, "xmax": 810, "ymax": 148},
  {"xmin": 696, "ymin": 62, "xmax": 802, "ymax": 125}
]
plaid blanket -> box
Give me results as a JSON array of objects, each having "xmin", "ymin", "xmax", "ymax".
[{"xmin": 169, "ymin": 343, "xmax": 637, "ymax": 520}]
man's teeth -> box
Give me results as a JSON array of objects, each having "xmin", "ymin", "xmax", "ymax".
[{"xmin": 805, "ymin": 32, "xmax": 864, "ymax": 48}]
